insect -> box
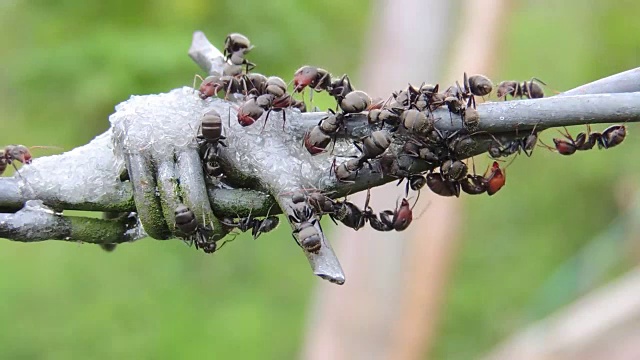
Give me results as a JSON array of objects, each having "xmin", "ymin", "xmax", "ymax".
[
  {"xmin": 263, "ymin": 76, "xmax": 288, "ymax": 97},
  {"xmin": 356, "ymin": 130, "xmax": 392, "ymax": 160},
  {"xmin": 331, "ymin": 157, "xmax": 363, "ymax": 183},
  {"xmin": 237, "ymin": 97, "xmax": 265, "ymax": 126},
  {"xmin": 198, "ymin": 110, "xmax": 227, "ymax": 151},
  {"xmin": 466, "ymin": 73, "xmax": 493, "ymax": 97},
  {"xmin": 244, "ymin": 73, "xmax": 268, "ymax": 95},
  {"xmin": 306, "ymin": 192, "xmax": 335, "ymax": 215},
  {"xmin": 224, "ymin": 33, "xmax": 254, "ymax": 60},
  {"xmin": 221, "ymin": 214, "xmax": 280, "ymax": 239},
  {"xmin": 293, "ymin": 66, "xmax": 332, "ymax": 93},
  {"xmin": 441, "ymin": 159, "xmax": 468, "ymax": 182},
  {"xmin": 340, "ymin": 90, "xmax": 372, "ymax": 113},
  {"xmin": 1, "ymin": 145, "xmax": 33, "ymax": 176},
  {"xmin": 368, "ymin": 108, "xmax": 403, "ymax": 129},
  {"xmin": 330, "ymin": 197, "xmax": 367, "ymax": 231},
  {"xmin": 484, "ymin": 161, "xmax": 505, "ymax": 196},
  {"xmin": 256, "ymin": 93, "xmax": 295, "ymax": 130},
  {"xmin": 401, "ymin": 109, "xmax": 433, "ymax": 136},
  {"xmin": 488, "ymin": 125, "xmax": 540, "ymax": 158},
  {"xmin": 288, "ymin": 203, "xmax": 322, "ymax": 253},
  {"xmin": 397, "ymin": 174, "xmax": 427, "ymax": 197},
  {"xmin": 327, "ymin": 74, "xmax": 354, "ymax": 104},
  {"xmin": 599, "ymin": 124, "xmax": 626, "ymax": 149},
  {"xmin": 549, "ymin": 124, "xmax": 627, "ymax": 155},
  {"xmin": 426, "ymin": 171, "xmax": 460, "ymax": 197},
  {"xmin": 303, "ymin": 125, "xmax": 332, "ymax": 155},
  {"xmin": 496, "ymin": 78, "xmax": 546, "ymax": 100},
  {"xmin": 375, "ymin": 198, "xmax": 415, "ymax": 232},
  {"xmin": 459, "ymin": 174, "xmax": 488, "ymax": 195},
  {"xmin": 175, "ymin": 204, "xmax": 198, "ymax": 235}
]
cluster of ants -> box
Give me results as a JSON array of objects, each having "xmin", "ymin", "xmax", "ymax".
[{"xmin": 182, "ymin": 32, "xmax": 630, "ymax": 255}]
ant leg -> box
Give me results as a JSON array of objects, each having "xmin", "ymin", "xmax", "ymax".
[
  {"xmin": 282, "ymin": 109, "xmax": 287, "ymax": 131},
  {"xmin": 261, "ymin": 109, "xmax": 272, "ymax": 133}
]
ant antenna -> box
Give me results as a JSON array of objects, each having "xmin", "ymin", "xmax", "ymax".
[{"xmin": 192, "ymin": 74, "xmax": 205, "ymax": 93}]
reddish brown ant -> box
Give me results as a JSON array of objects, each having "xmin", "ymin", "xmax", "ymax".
[
  {"xmin": 546, "ymin": 124, "xmax": 627, "ymax": 156},
  {"xmin": 293, "ymin": 66, "xmax": 332, "ymax": 93},
  {"xmin": 376, "ymin": 198, "xmax": 415, "ymax": 231},
  {"xmin": 1, "ymin": 145, "xmax": 56, "ymax": 176},
  {"xmin": 484, "ymin": 161, "xmax": 505, "ymax": 196}
]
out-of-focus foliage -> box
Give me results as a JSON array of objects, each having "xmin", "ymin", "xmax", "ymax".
[
  {"xmin": 1, "ymin": 0, "xmax": 640, "ymax": 359},
  {"xmin": 0, "ymin": 1, "xmax": 370, "ymax": 359},
  {"xmin": 433, "ymin": 1, "xmax": 640, "ymax": 359}
]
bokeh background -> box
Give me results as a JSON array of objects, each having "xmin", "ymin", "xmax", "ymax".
[{"xmin": 1, "ymin": 0, "xmax": 640, "ymax": 359}]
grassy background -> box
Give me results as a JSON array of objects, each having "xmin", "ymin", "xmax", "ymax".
[{"xmin": 0, "ymin": 0, "xmax": 639, "ymax": 359}]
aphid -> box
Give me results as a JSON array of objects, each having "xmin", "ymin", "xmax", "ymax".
[
  {"xmin": 293, "ymin": 66, "xmax": 332, "ymax": 92},
  {"xmin": 340, "ymin": 90, "xmax": 371, "ymax": 113},
  {"xmin": 485, "ymin": 161, "xmax": 505, "ymax": 196},
  {"xmin": 237, "ymin": 97, "xmax": 265, "ymax": 126},
  {"xmin": 224, "ymin": 33, "xmax": 253, "ymax": 59},
  {"xmin": 175, "ymin": 204, "xmax": 198, "ymax": 235},
  {"xmin": 303, "ymin": 125, "xmax": 332, "ymax": 155}
]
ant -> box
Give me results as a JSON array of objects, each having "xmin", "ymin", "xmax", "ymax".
[
  {"xmin": 487, "ymin": 124, "xmax": 540, "ymax": 158},
  {"xmin": 545, "ymin": 124, "xmax": 627, "ymax": 155},
  {"xmin": 220, "ymin": 212, "xmax": 280, "ymax": 240},
  {"xmin": 496, "ymin": 78, "xmax": 546, "ymax": 100},
  {"xmin": 365, "ymin": 191, "xmax": 416, "ymax": 232}
]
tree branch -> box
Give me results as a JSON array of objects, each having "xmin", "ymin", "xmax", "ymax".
[{"xmin": 0, "ymin": 30, "xmax": 639, "ymax": 284}]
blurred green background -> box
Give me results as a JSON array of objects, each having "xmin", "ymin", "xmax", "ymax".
[{"xmin": 1, "ymin": 0, "xmax": 639, "ymax": 359}]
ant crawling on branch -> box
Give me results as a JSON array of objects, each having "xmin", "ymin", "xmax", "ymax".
[{"xmin": 544, "ymin": 124, "xmax": 627, "ymax": 155}]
